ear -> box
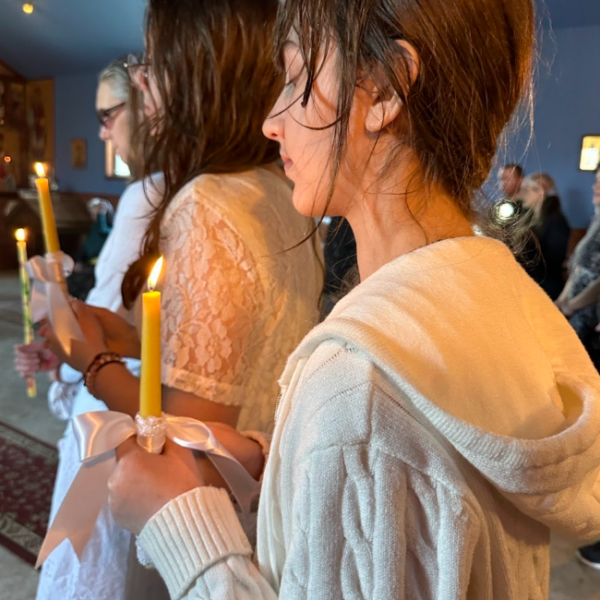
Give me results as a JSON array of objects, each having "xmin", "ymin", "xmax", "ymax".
[{"xmin": 365, "ymin": 41, "xmax": 420, "ymax": 134}]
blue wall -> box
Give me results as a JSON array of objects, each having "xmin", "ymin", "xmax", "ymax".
[
  {"xmin": 505, "ymin": 25, "xmax": 600, "ymax": 228},
  {"xmin": 54, "ymin": 73, "xmax": 126, "ymax": 196}
]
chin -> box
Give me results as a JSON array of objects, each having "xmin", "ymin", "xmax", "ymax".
[{"xmin": 291, "ymin": 187, "xmax": 320, "ymax": 217}]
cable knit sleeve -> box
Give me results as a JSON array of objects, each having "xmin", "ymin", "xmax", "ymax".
[{"xmin": 139, "ymin": 437, "xmax": 480, "ymax": 600}]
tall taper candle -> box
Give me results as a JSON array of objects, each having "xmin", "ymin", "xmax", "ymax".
[
  {"xmin": 34, "ymin": 162, "xmax": 60, "ymax": 254},
  {"xmin": 140, "ymin": 257, "xmax": 163, "ymax": 418},
  {"xmin": 15, "ymin": 229, "xmax": 37, "ymax": 398}
]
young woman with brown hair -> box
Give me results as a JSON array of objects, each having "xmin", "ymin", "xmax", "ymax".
[
  {"xmin": 42, "ymin": 0, "xmax": 322, "ymax": 597},
  {"xmin": 107, "ymin": 0, "xmax": 600, "ymax": 597}
]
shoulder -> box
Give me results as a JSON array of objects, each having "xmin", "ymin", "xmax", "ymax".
[
  {"xmin": 287, "ymin": 344, "xmax": 438, "ymax": 461},
  {"xmin": 117, "ymin": 175, "xmax": 163, "ymax": 218},
  {"xmin": 162, "ymin": 169, "xmax": 289, "ymax": 226},
  {"xmin": 282, "ymin": 342, "xmax": 479, "ymax": 504}
]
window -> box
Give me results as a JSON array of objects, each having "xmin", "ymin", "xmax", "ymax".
[
  {"xmin": 105, "ymin": 141, "xmax": 130, "ymax": 179},
  {"xmin": 579, "ymin": 135, "xmax": 600, "ymax": 171}
]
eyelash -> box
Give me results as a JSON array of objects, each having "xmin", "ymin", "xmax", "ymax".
[{"xmin": 285, "ymin": 73, "xmax": 299, "ymax": 89}]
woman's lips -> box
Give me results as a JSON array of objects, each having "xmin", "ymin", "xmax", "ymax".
[{"xmin": 280, "ymin": 153, "xmax": 294, "ymax": 174}]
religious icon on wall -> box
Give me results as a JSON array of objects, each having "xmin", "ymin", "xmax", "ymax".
[
  {"xmin": 71, "ymin": 139, "xmax": 87, "ymax": 169},
  {"xmin": 0, "ymin": 80, "xmax": 5, "ymax": 125},
  {"xmin": 28, "ymin": 86, "xmax": 46, "ymax": 161},
  {"xmin": 26, "ymin": 79, "xmax": 54, "ymax": 165},
  {"xmin": 9, "ymin": 82, "xmax": 25, "ymax": 122}
]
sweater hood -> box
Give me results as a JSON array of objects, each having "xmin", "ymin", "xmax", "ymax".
[{"xmin": 282, "ymin": 236, "xmax": 600, "ymax": 541}]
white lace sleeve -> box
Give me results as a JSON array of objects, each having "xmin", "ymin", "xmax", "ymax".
[{"xmin": 160, "ymin": 186, "xmax": 266, "ymax": 407}]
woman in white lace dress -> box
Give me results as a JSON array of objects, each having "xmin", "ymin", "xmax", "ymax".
[{"xmin": 42, "ymin": 1, "xmax": 322, "ymax": 598}]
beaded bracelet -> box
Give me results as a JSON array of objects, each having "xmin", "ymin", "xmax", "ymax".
[{"xmin": 84, "ymin": 352, "xmax": 125, "ymax": 398}]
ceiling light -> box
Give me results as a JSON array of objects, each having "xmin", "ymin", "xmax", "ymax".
[{"xmin": 23, "ymin": 3, "xmax": 34, "ymax": 14}]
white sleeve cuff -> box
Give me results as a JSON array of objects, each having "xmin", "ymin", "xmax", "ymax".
[{"xmin": 138, "ymin": 487, "xmax": 253, "ymax": 599}]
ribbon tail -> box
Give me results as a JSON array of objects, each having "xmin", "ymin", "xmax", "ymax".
[
  {"xmin": 29, "ymin": 279, "xmax": 48, "ymax": 323},
  {"xmin": 206, "ymin": 453, "xmax": 261, "ymax": 517},
  {"xmin": 47, "ymin": 282, "xmax": 85, "ymax": 355},
  {"xmin": 36, "ymin": 455, "xmax": 115, "ymax": 569},
  {"xmin": 165, "ymin": 417, "xmax": 261, "ymax": 517}
]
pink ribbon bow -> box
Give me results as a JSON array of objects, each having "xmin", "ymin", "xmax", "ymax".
[
  {"xmin": 26, "ymin": 251, "xmax": 83, "ymax": 354},
  {"xmin": 36, "ymin": 410, "xmax": 261, "ymax": 568}
]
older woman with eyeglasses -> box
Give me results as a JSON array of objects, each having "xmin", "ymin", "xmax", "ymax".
[{"xmin": 14, "ymin": 56, "xmax": 165, "ymax": 600}]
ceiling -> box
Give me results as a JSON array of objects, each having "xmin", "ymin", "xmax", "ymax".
[
  {"xmin": 0, "ymin": 0, "xmax": 146, "ymax": 79},
  {"xmin": 0, "ymin": 0, "xmax": 599, "ymax": 79},
  {"xmin": 542, "ymin": 0, "xmax": 600, "ymax": 28}
]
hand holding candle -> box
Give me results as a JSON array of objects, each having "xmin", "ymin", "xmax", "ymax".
[{"xmin": 15, "ymin": 229, "xmax": 37, "ymax": 398}]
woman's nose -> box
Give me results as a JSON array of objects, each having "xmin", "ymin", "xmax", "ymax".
[
  {"xmin": 262, "ymin": 95, "xmax": 286, "ymax": 142},
  {"xmin": 99, "ymin": 125, "xmax": 110, "ymax": 142}
]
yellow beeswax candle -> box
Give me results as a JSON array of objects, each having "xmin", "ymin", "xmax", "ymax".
[
  {"xmin": 15, "ymin": 229, "xmax": 37, "ymax": 398},
  {"xmin": 34, "ymin": 162, "xmax": 60, "ymax": 254},
  {"xmin": 140, "ymin": 257, "xmax": 163, "ymax": 418}
]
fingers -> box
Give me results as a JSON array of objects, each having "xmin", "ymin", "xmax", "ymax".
[
  {"xmin": 14, "ymin": 353, "xmax": 39, "ymax": 378},
  {"xmin": 114, "ymin": 436, "xmax": 142, "ymax": 461},
  {"xmin": 14, "ymin": 342, "xmax": 50, "ymax": 377},
  {"xmin": 163, "ymin": 439, "xmax": 200, "ymax": 472}
]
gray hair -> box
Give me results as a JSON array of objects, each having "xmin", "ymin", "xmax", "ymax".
[{"xmin": 98, "ymin": 56, "xmax": 131, "ymax": 102}]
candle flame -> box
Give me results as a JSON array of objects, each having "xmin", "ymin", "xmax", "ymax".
[
  {"xmin": 148, "ymin": 257, "xmax": 164, "ymax": 290},
  {"xmin": 34, "ymin": 162, "xmax": 46, "ymax": 178},
  {"xmin": 15, "ymin": 228, "xmax": 26, "ymax": 242}
]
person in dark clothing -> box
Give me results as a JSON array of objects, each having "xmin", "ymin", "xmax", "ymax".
[
  {"xmin": 495, "ymin": 163, "xmax": 526, "ymax": 221},
  {"xmin": 67, "ymin": 198, "xmax": 114, "ymax": 299},
  {"xmin": 519, "ymin": 173, "xmax": 570, "ymax": 300},
  {"xmin": 322, "ymin": 216, "xmax": 357, "ymax": 314}
]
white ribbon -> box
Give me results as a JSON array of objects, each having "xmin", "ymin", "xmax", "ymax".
[
  {"xmin": 36, "ymin": 411, "xmax": 261, "ymax": 568},
  {"xmin": 26, "ymin": 252, "xmax": 84, "ymax": 354}
]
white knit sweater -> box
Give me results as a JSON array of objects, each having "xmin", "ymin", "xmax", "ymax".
[{"xmin": 139, "ymin": 237, "xmax": 600, "ymax": 599}]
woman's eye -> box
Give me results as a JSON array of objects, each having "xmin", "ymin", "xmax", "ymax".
[{"xmin": 285, "ymin": 71, "xmax": 300, "ymax": 89}]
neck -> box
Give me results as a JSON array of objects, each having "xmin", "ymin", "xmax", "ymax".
[{"xmin": 345, "ymin": 177, "xmax": 474, "ymax": 281}]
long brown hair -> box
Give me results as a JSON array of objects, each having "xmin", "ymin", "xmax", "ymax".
[
  {"xmin": 122, "ymin": 0, "xmax": 282, "ymax": 308},
  {"xmin": 273, "ymin": 0, "xmax": 536, "ymax": 220}
]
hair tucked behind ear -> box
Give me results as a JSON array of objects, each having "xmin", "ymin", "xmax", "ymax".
[
  {"xmin": 121, "ymin": 0, "xmax": 282, "ymax": 309},
  {"xmin": 275, "ymin": 0, "xmax": 536, "ymax": 219}
]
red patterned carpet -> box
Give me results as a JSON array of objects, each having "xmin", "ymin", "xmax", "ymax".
[{"xmin": 0, "ymin": 420, "xmax": 57, "ymax": 565}]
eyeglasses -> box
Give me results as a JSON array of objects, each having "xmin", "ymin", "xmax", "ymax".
[
  {"xmin": 97, "ymin": 102, "xmax": 126, "ymax": 128},
  {"xmin": 125, "ymin": 53, "xmax": 150, "ymax": 90}
]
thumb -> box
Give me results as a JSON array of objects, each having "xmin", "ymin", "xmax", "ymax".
[
  {"xmin": 163, "ymin": 439, "xmax": 201, "ymax": 472},
  {"xmin": 114, "ymin": 436, "xmax": 141, "ymax": 461}
]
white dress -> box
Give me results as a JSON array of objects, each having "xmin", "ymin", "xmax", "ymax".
[
  {"xmin": 36, "ymin": 175, "xmax": 163, "ymax": 600},
  {"xmin": 151, "ymin": 167, "xmax": 323, "ymax": 432},
  {"xmin": 37, "ymin": 167, "xmax": 322, "ymax": 599}
]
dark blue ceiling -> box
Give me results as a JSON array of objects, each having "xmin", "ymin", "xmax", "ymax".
[
  {"xmin": 0, "ymin": 0, "xmax": 146, "ymax": 79},
  {"xmin": 0, "ymin": 0, "xmax": 599, "ymax": 79},
  {"xmin": 542, "ymin": 0, "xmax": 600, "ymax": 29}
]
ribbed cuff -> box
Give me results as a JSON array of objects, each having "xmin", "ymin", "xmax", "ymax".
[{"xmin": 139, "ymin": 487, "xmax": 252, "ymax": 599}]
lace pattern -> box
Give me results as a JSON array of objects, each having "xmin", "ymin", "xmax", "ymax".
[{"xmin": 156, "ymin": 169, "xmax": 322, "ymax": 431}]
